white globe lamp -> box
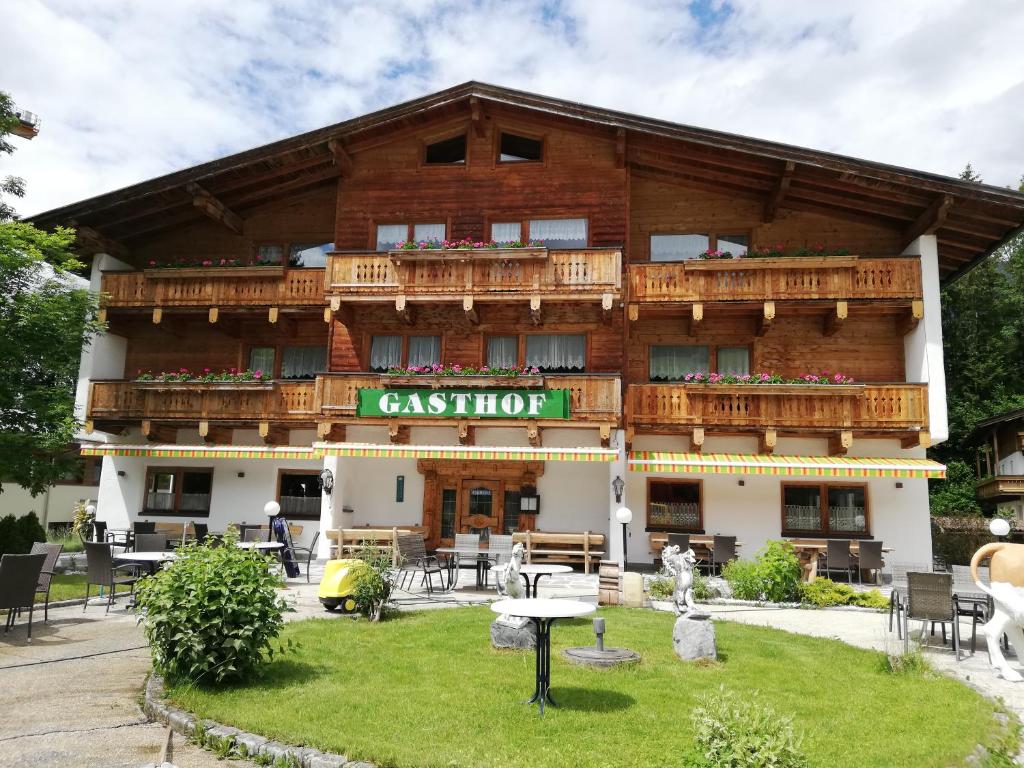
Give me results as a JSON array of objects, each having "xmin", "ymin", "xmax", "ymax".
[
  {"xmin": 264, "ymin": 500, "xmax": 281, "ymax": 517},
  {"xmin": 990, "ymin": 517, "xmax": 1011, "ymax": 537},
  {"xmin": 615, "ymin": 507, "xmax": 633, "ymax": 570}
]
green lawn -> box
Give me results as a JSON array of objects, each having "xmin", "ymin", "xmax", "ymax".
[
  {"xmin": 165, "ymin": 607, "xmax": 1006, "ymax": 768},
  {"xmin": 38, "ymin": 574, "xmax": 88, "ymax": 603}
]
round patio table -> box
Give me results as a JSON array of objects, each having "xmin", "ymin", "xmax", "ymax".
[
  {"xmin": 490, "ymin": 563, "xmax": 573, "ymax": 597},
  {"xmin": 236, "ymin": 541, "xmax": 285, "ymax": 550},
  {"xmin": 491, "ymin": 598, "xmax": 595, "ymax": 715},
  {"xmin": 114, "ymin": 550, "xmax": 176, "ymax": 575},
  {"xmin": 436, "ymin": 546, "xmax": 493, "ymax": 589}
]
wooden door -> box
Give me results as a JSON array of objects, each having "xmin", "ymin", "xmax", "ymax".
[{"xmin": 458, "ymin": 479, "xmax": 503, "ymax": 541}]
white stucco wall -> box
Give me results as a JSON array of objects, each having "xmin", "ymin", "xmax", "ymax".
[
  {"xmin": 903, "ymin": 234, "xmax": 948, "ymax": 444},
  {"xmin": 0, "ymin": 484, "xmax": 98, "ymax": 527}
]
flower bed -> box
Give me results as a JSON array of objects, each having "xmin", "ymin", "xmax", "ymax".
[
  {"xmin": 696, "ymin": 244, "xmax": 852, "ymax": 260},
  {"xmin": 393, "ymin": 237, "xmax": 544, "ymax": 250},
  {"xmin": 135, "ymin": 368, "xmax": 268, "ymax": 383},
  {"xmin": 385, "ymin": 364, "xmax": 541, "ymax": 378},
  {"xmin": 660, "ymin": 372, "xmax": 856, "ymax": 385}
]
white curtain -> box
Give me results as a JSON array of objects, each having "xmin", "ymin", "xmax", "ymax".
[
  {"xmin": 528, "ymin": 218, "xmax": 587, "ymax": 248},
  {"xmin": 648, "ymin": 345, "xmax": 708, "ymax": 380},
  {"xmin": 487, "ymin": 336, "xmax": 518, "ymax": 368},
  {"xmin": 525, "ymin": 334, "xmax": 585, "ymax": 371},
  {"xmin": 407, "ymin": 336, "xmax": 441, "ymax": 367},
  {"xmin": 491, "ymin": 222, "xmax": 522, "ymax": 242},
  {"xmin": 249, "ymin": 347, "xmax": 275, "ymax": 375},
  {"xmin": 717, "ymin": 234, "xmax": 749, "ymax": 255},
  {"xmin": 282, "ymin": 346, "xmax": 326, "ymax": 379},
  {"xmin": 413, "ymin": 223, "xmax": 446, "ymax": 243},
  {"xmin": 717, "ymin": 347, "xmax": 750, "ymax": 376},
  {"xmin": 650, "ymin": 234, "xmax": 708, "ymax": 261},
  {"xmin": 829, "ymin": 488, "xmax": 866, "ymax": 532},
  {"xmin": 376, "ymin": 225, "xmax": 407, "ymax": 251},
  {"xmin": 370, "ymin": 335, "xmax": 402, "ymax": 370}
]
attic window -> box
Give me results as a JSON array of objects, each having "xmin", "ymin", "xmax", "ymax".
[
  {"xmin": 425, "ymin": 134, "xmax": 466, "ymax": 165},
  {"xmin": 499, "ymin": 132, "xmax": 542, "ymax": 162}
]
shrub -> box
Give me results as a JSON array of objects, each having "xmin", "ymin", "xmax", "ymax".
[
  {"xmin": 691, "ymin": 687, "xmax": 808, "ymax": 768},
  {"xmin": 722, "ymin": 559, "xmax": 763, "ymax": 601},
  {"xmin": 884, "ymin": 648, "xmax": 929, "ymax": 676},
  {"xmin": 134, "ymin": 528, "xmax": 289, "ymax": 684},
  {"xmin": 71, "ymin": 501, "xmax": 94, "ymax": 540},
  {"xmin": 691, "ymin": 569, "xmax": 711, "ymax": 601},
  {"xmin": 648, "ymin": 574, "xmax": 674, "ymax": 600},
  {"xmin": 799, "ymin": 578, "xmax": 890, "ymax": 610},
  {"xmin": 756, "ymin": 541, "xmax": 801, "ymax": 602},
  {"xmin": 352, "ymin": 544, "xmax": 395, "ymax": 621},
  {"xmin": 0, "ymin": 511, "xmax": 46, "ymax": 555},
  {"xmin": 17, "ymin": 512, "xmax": 46, "ymax": 550}
]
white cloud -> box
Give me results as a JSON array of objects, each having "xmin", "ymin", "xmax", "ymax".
[{"xmin": 3, "ymin": 0, "xmax": 1023, "ymax": 216}]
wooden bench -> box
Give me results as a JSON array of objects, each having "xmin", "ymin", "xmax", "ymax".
[
  {"xmin": 326, "ymin": 526, "xmax": 427, "ymax": 566},
  {"xmin": 512, "ymin": 531, "xmax": 605, "ymax": 574}
]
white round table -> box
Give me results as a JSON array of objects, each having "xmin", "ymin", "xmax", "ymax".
[
  {"xmin": 114, "ymin": 550, "xmax": 176, "ymax": 575},
  {"xmin": 489, "ymin": 563, "xmax": 573, "ymax": 597},
  {"xmin": 491, "ymin": 598, "xmax": 596, "ymax": 714},
  {"xmin": 236, "ymin": 541, "xmax": 285, "ymax": 550}
]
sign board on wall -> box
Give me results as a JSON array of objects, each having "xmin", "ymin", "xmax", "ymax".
[{"xmin": 356, "ymin": 389, "xmax": 570, "ymax": 419}]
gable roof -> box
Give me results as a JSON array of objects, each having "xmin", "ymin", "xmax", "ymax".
[{"xmin": 28, "ymin": 81, "xmax": 1024, "ymax": 282}]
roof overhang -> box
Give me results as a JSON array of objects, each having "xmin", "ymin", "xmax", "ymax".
[{"xmin": 629, "ymin": 451, "xmax": 945, "ymax": 479}]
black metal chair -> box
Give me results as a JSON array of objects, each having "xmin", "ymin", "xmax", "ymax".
[
  {"xmin": 242, "ymin": 528, "xmax": 267, "ymax": 543},
  {"xmin": 396, "ymin": 533, "xmax": 448, "ymax": 593},
  {"xmin": 904, "ymin": 571, "xmax": 960, "ymax": 661},
  {"xmin": 93, "ymin": 520, "xmax": 108, "ymax": 543},
  {"xmin": 192, "ymin": 522, "xmax": 209, "ymax": 544},
  {"xmin": 711, "ymin": 535, "xmax": 737, "ymax": 576},
  {"xmin": 280, "ymin": 530, "xmax": 320, "ymax": 583},
  {"xmin": 133, "ymin": 533, "xmax": 168, "ymax": 552},
  {"xmin": 819, "ymin": 539, "xmax": 854, "ymax": 582},
  {"xmin": 1, "ymin": 553, "xmax": 47, "ymax": 639},
  {"xmin": 133, "ymin": 521, "xmax": 156, "ymax": 535},
  {"xmin": 83, "ymin": 542, "xmax": 142, "ymax": 613},
  {"xmin": 29, "ymin": 542, "xmax": 62, "ymax": 622},
  {"xmin": 856, "ymin": 540, "xmax": 884, "ymax": 585},
  {"xmin": 667, "ymin": 533, "xmax": 690, "ymax": 550}
]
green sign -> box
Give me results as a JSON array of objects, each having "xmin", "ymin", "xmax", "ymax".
[{"xmin": 356, "ymin": 388, "xmax": 570, "ymax": 419}]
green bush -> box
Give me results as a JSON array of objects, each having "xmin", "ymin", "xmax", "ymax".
[
  {"xmin": 799, "ymin": 578, "xmax": 890, "ymax": 610},
  {"xmin": 722, "ymin": 559, "xmax": 763, "ymax": 601},
  {"xmin": 692, "ymin": 569, "xmax": 711, "ymax": 601},
  {"xmin": 691, "ymin": 687, "xmax": 808, "ymax": 768},
  {"xmin": 648, "ymin": 574, "xmax": 674, "ymax": 600},
  {"xmin": 0, "ymin": 511, "xmax": 47, "ymax": 555},
  {"xmin": 722, "ymin": 541, "xmax": 801, "ymax": 602},
  {"xmin": 17, "ymin": 511, "xmax": 46, "ymax": 550},
  {"xmin": 353, "ymin": 545, "xmax": 395, "ymax": 621},
  {"xmin": 135, "ymin": 529, "xmax": 289, "ymax": 684}
]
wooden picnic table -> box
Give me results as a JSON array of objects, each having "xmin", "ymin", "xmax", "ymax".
[{"xmin": 786, "ymin": 538, "xmax": 893, "ymax": 582}]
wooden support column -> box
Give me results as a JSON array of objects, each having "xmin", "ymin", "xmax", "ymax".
[
  {"xmin": 142, "ymin": 420, "xmax": 177, "ymax": 444},
  {"xmin": 152, "ymin": 308, "xmax": 163, "ymax": 324},
  {"xmin": 458, "ymin": 420, "xmax": 474, "ymax": 445},
  {"xmin": 829, "ymin": 430, "xmax": 854, "ymax": 456},
  {"xmin": 824, "ymin": 301, "xmax": 847, "ymax": 336},
  {"xmin": 463, "ymin": 296, "xmax": 478, "ymax": 325},
  {"xmin": 600, "ymin": 423, "xmax": 612, "ymax": 447},
  {"xmin": 395, "ymin": 296, "xmax": 413, "ymax": 325},
  {"xmin": 759, "ymin": 429, "xmax": 777, "ymax": 455},
  {"xmin": 691, "ymin": 427, "xmax": 705, "ymax": 453},
  {"xmin": 389, "ymin": 421, "xmax": 410, "ymax": 444},
  {"xmin": 527, "ymin": 422, "xmax": 542, "ymax": 447},
  {"xmin": 208, "ymin": 307, "xmax": 219, "ymax": 323},
  {"xmin": 690, "ymin": 303, "xmax": 703, "ymax": 332},
  {"xmin": 628, "ymin": 303, "xmax": 639, "ymax": 322},
  {"xmin": 268, "ymin": 307, "xmax": 279, "ymax": 324},
  {"xmin": 327, "ymin": 138, "xmax": 353, "ymax": 176},
  {"xmin": 198, "ymin": 421, "xmax": 232, "ymax": 444},
  {"xmin": 756, "ymin": 301, "xmax": 775, "ymax": 336},
  {"xmin": 601, "ymin": 293, "xmax": 614, "ymax": 323},
  {"xmin": 469, "ymin": 97, "xmax": 487, "ymax": 138},
  {"xmin": 185, "ymin": 183, "xmax": 243, "ymax": 234},
  {"xmin": 624, "ymin": 426, "xmax": 635, "ymax": 451},
  {"xmin": 763, "ymin": 160, "xmax": 795, "ymax": 223},
  {"xmin": 530, "ymin": 296, "xmax": 542, "ymax": 325},
  {"xmin": 897, "ymin": 300, "xmax": 924, "ymax": 335}
]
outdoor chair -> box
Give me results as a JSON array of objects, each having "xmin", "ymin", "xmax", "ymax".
[
  {"xmin": 1, "ymin": 553, "xmax": 47, "ymax": 640},
  {"xmin": 133, "ymin": 533, "xmax": 168, "ymax": 553},
  {"xmin": 667, "ymin": 533, "xmax": 690, "ymax": 551},
  {"xmin": 29, "ymin": 542, "xmax": 62, "ymax": 622},
  {"xmin": 83, "ymin": 541, "xmax": 142, "ymax": 613},
  {"xmin": 951, "ymin": 564, "xmax": 992, "ymax": 655},
  {"xmin": 888, "ymin": 562, "xmax": 932, "ymax": 639},
  {"xmin": 133, "ymin": 521, "xmax": 156, "ymax": 535},
  {"xmin": 711, "ymin": 535, "xmax": 737, "ymax": 576},
  {"xmin": 449, "ymin": 533, "xmax": 481, "ymax": 585},
  {"xmin": 856, "ymin": 540, "xmax": 884, "ymax": 585},
  {"xmin": 485, "ymin": 534, "xmax": 514, "ymax": 586},
  {"xmin": 93, "ymin": 520, "xmax": 108, "ymax": 543},
  {"xmin": 289, "ymin": 531, "xmax": 321, "ymax": 583},
  {"xmin": 819, "ymin": 539, "xmax": 854, "ymax": 583},
  {"xmin": 192, "ymin": 522, "xmax": 209, "ymax": 544},
  {"xmin": 395, "ymin": 533, "xmax": 447, "ymax": 594},
  {"xmin": 243, "ymin": 527, "xmax": 268, "ymax": 543},
  {"xmin": 904, "ymin": 571, "xmax": 960, "ymax": 661}
]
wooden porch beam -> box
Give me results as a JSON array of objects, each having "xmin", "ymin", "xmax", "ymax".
[
  {"xmin": 627, "ymin": 303, "xmax": 639, "ymax": 322},
  {"xmin": 600, "ymin": 423, "xmax": 612, "ymax": 447},
  {"xmin": 690, "ymin": 303, "xmax": 703, "ymax": 333},
  {"xmin": 327, "ymin": 138, "xmax": 354, "ymax": 176},
  {"xmin": 824, "ymin": 300, "xmax": 848, "ymax": 337},
  {"xmin": 759, "ymin": 429, "xmax": 777, "ymax": 455},
  {"xmin": 185, "ymin": 183, "xmax": 243, "ymax": 234},
  {"xmin": 463, "ymin": 296, "xmax": 478, "ymax": 325},
  {"xmin": 756, "ymin": 301, "xmax": 775, "ymax": 337},
  {"xmin": 764, "ymin": 160, "xmax": 795, "ymax": 223},
  {"xmin": 388, "ymin": 422, "xmax": 410, "ymax": 444},
  {"xmin": 72, "ymin": 222, "xmax": 129, "ymax": 259},
  {"xmin": 530, "ymin": 296, "xmax": 542, "ymax": 326},
  {"xmin": 458, "ymin": 420, "xmax": 474, "ymax": 445},
  {"xmin": 198, "ymin": 421, "xmax": 232, "ymax": 444},
  {"xmin": 259, "ymin": 421, "xmax": 289, "ymax": 445},
  {"xmin": 395, "ymin": 296, "xmax": 414, "ymax": 325},
  {"xmin": 897, "ymin": 300, "xmax": 925, "ymax": 336},
  {"xmin": 141, "ymin": 420, "xmax": 177, "ymax": 444},
  {"xmin": 903, "ymin": 194, "xmax": 953, "ymax": 248},
  {"xmin": 615, "ymin": 128, "xmax": 626, "ymax": 169},
  {"xmin": 691, "ymin": 427, "xmax": 705, "ymax": 453},
  {"xmin": 527, "ymin": 422, "xmax": 542, "ymax": 448},
  {"xmin": 469, "ymin": 97, "xmax": 487, "ymax": 138},
  {"xmin": 829, "ymin": 430, "xmax": 854, "ymax": 456},
  {"xmin": 901, "ymin": 430, "xmax": 931, "ymax": 450},
  {"xmin": 601, "ymin": 293, "xmax": 614, "ymax": 323}
]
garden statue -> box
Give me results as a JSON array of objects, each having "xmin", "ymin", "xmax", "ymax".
[
  {"xmin": 971, "ymin": 542, "xmax": 1024, "ymax": 682},
  {"xmin": 662, "ymin": 544, "xmax": 699, "ymax": 617},
  {"xmin": 494, "ymin": 542, "xmax": 526, "ymax": 600}
]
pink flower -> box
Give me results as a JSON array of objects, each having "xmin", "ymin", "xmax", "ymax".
[
  {"xmin": 530, "ymin": 367, "xmax": 539, "ymax": 374},
  {"xmin": 203, "ymin": 368, "xmax": 210, "ymax": 373},
  {"xmin": 254, "ymin": 370, "xmax": 263, "ymax": 378},
  {"xmin": 684, "ymin": 373, "xmax": 694, "ymax": 382},
  {"xmin": 148, "ymin": 260, "xmax": 156, "ymax": 266},
  {"xmin": 202, "ymin": 259, "xmax": 212, "ymax": 267}
]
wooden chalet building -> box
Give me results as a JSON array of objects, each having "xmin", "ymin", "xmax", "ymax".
[
  {"xmin": 970, "ymin": 409, "xmax": 1024, "ymax": 522},
  {"xmin": 31, "ymin": 82, "xmax": 1024, "ymax": 565}
]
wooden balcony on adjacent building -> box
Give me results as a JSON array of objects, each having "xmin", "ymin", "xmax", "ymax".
[
  {"xmin": 625, "ymin": 382, "xmax": 929, "ymax": 451},
  {"xmin": 325, "ymin": 248, "xmax": 622, "ymax": 314},
  {"xmin": 85, "ymin": 379, "xmax": 319, "ymax": 442},
  {"xmin": 316, "ymin": 372, "xmax": 622, "ymax": 443},
  {"xmin": 99, "ymin": 267, "xmax": 326, "ymax": 322},
  {"xmin": 976, "ymin": 475, "xmax": 1024, "ymax": 502},
  {"xmin": 628, "ymin": 256, "xmax": 922, "ymax": 306}
]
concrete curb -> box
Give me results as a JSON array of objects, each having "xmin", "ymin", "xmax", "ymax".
[{"xmin": 144, "ymin": 674, "xmax": 369, "ymax": 768}]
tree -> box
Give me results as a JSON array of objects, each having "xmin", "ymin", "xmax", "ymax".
[{"xmin": 0, "ymin": 91, "xmax": 26, "ymax": 221}]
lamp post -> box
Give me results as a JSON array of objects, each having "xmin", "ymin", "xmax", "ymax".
[
  {"xmin": 264, "ymin": 500, "xmax": 281, "ymax": 543},
  {"xmin": 615, "ymin": 506, "xmax": 632, "ymax": 571},
  {"xmin": 990, "ymin": 517, "xmax": 1011, "ymax": 538},
  {"xmin": 85, "ymin": 504, "xmax": 96, "ymax": 541}
]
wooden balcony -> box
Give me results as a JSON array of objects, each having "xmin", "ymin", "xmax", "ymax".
[
  {"xmin": 626, "ymin": 383, "xmax": 929, "ymax": 447},
  {"xmin": 100, "ymin": 267, "xmax": 326, "ymax": 319},
  {"xmin": 325, "ymin": 248, "xmax": 621, "ymax": 309},
  {"xmin": 977, "ymin": 476, "xmax": 1024, "ymax": 501},
  {"xmin": 317, "ymin": 373, "xmax": 621, "ymax": 439},
  {"xmin": 628, "ymin": 256, "xmax": 922, "ymax": 305},
  {"xmin": 85, "ymin": 379, "xmax": 319, "ymax": 439}
]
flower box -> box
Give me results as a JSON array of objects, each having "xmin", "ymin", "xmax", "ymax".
[
  {"xmin": 684, "ymin": 256, "xmax": 861, "ymax": 271},
  {"xmin": 133, "ymin": 380, "xmax": 274, "ymax": 391},
  {"xmin": 387, "ymin": 247, "xmax": 548, "ymax": 263},
  {"xmin": 678, "ymin": 383, "xmax": 863, "ymax": 394},
  {"xmin": 143, "ymin": 266, "xmax": 286, "ymax": 279},
  {"xmin": 381, "ymin": 375, "xmax": 545, "ymax": 389}
]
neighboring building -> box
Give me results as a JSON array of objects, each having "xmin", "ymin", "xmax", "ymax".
[
  {"xmin": 0, "ymin": 448, "xmax": 99, "ymax": 528},
  {"xmin": 28, "ymin": 82, "xmax": 1024, "ymax": 564},
  {"xmin": 970, "ymin": 409, "xmax": 1024, "ymax": 522}
]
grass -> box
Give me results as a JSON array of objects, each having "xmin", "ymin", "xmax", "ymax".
[
  {"xmin": 165, "ymin": 607, "xmax": 1006, "ymax": 768},
  {"xmin": 46, "ymin": 525, "xmax": 84, "ymax": 553},
  {"xmin": 37, "ymin": 574, "xmax": 88, "ymax": 603}
]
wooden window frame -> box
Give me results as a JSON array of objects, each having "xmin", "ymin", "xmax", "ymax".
[
  {"xmin": 365, "ymin": 332, "xmax": 445, "ymax": 371},
  {"xmin": 645, "ymin": 478, "xmax": 704, "ymax": 533},
  {"xmin": 493, "ymin": 125, "xmax": 547, "ymax": 168},
  {"xmin": 647, "ymin": 231, "xmax": 752, "ymax": 262},
  {"xmin": 142, "ymin": 466, "xmax": 214, "ymax": 517},
  {"xmin": 370, "ymin": 220, "xmax": 450, "ymax": 251},
  {"xmin": 645, "ymin": 343, "xmax": 752, "ymax": 382},
  {"xmin": 252, "ymin": 240, "xmax": 333, "ymax": 269},
  {"xmin": 242, "ymin": 343, "xmax": 328, "ymax": 380},
  {"xmin": 275, "ymin": 468, "xmax": 323, "ymax": 521},
  {"xmin": 780, "ymin": 481, "xmax": 871, "ymax": 538},
  {"xmin": 419, "ymin": 128, "xmax": 471, "ymax": 169}
]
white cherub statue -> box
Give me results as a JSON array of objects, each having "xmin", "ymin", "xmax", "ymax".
[
  {"xmin": 662, "ymin": 544, "xmax": 699, "ymax": 617},
  {"xmin": 494, "ymin": 542, "xmax": 526, "ymax": 599}
]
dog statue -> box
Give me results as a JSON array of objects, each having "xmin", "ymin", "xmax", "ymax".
[
  {"xmin": 972, "ymin": 542, "xmax": 1024, "ymax": 682},
  {"xmin": 494, "ymin": 542, "xmax": 526, "ymax": 599},
  {"xmin": 662, "ymin": 544, "xmax": 699, "ymax": 617}
]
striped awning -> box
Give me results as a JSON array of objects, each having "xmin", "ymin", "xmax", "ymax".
[
  {"xmin": 316, "ymin": 442, "xmax": 617, "ymax": 462},
  {"xmin": 80, "ymin": 444, "xmax": 319, "ymax": 461},
  {"xmin": 629, "ymin": 451, "xmax": 945, "ymax": 479}
]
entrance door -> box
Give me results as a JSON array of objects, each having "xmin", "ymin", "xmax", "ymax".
[{"xmin": 458, "ymin": 479, "xmax": 502, "ymax": 542}]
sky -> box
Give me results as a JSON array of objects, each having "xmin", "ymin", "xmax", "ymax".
[{"xmin": 3, "ymin": 0, "xmax": 1024, "ymax": 217}]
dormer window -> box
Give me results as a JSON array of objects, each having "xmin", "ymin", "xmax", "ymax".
[
  {"xmin": 499, "ymin": 132, "xmax": 542, "ymax": 163},
  {"xmin": 424, "ymin": 134, "xmax": 467, "ymax": 165}
]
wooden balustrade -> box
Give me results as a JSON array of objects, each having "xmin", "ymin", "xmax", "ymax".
[
  {"xmin": 87, "ymin": 380, "xmax": 319, "ymax": 422},
  {"xmin": 100, "ymin": 267, "xmax": 325, "ymax": 308},
  {"xmin": 626, "ymin": 383, "xmax": 928, "ymax": 432},
  {"xmin": 628, "ymin": 256, "xmax": 922, "ymax": 303},
  {"xmin": 317, "ymin": 373, "xmax": 621, "ymax": 424},
  {"xmin": 326, "ymin": 248, "xmax": 621, "ymax": 300}
]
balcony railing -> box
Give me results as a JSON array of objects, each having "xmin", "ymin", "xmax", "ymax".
[
  {"xmin": 976, "ymin": 476, "xmax": 1024, "ymax": 501},
  {"xmin": 318, "ymin": 373, "xmax": 621, "ymax": 425},
  {"xmin": 100, "ymin": 267, "xmax": 325, "ymax": 309},
  {"xmin": 325, "ymin": 248, "xmax": 621, "ymax": 301},
  {"xmin": 86, "ymin": 379, "xmax": 319, "ymax": 423},
  {"xmin": 628, "ymin": 256, "xmax": 922, "ymax": 303},
  {"xmin": 626, "ymin": 383, "xmax": 928, "ymax": 432}
]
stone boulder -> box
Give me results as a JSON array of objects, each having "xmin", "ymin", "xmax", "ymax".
[
  {"xmin": 490, "ymin": 618, "xmax": 537, "ymax": 649},
  {"xmin": 673, "ymin": 614, "xmax": 717, "ymax": 661}
]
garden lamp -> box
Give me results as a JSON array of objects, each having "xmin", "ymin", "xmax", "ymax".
[
  {"xmin": 615, "ymin": 506, "xmax": 632, "ymax": 571},
  {"xmin": 990, "ymin": 517, "xmax": 1011, "ymax": 537}
]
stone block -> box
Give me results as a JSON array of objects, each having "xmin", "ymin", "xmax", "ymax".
[
  {"xmin": 234, "ymin": 731, "xmax": 268, "ymax": 757},
  {"xmin": 490, "ymin": 618, "xmax": 537, "ymax": 649},
  {"xmin": 621, "ymin": 572, "xmax": 644, "ymax": 607},
  {"xmin": 308, "ymin": 755, "xmax": 349, "ymax": 768},
  {"xmin": 673, "ymin": 615, "xmax": 717, "ymax": 661}
]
